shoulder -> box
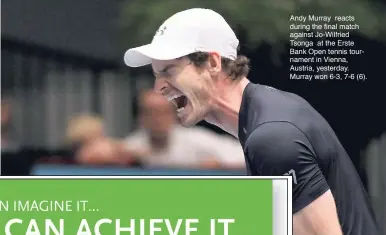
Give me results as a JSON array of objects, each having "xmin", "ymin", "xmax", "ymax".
[
  {"xmin": 245, "ymin": 121, "xmax": 315, "ymax": 174},
  {"xmin": 246, "ymin": 121, "xmax": 310, "ymax": 151}
]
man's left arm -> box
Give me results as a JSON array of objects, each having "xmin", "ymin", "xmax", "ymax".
[{"xmin": 246, "ymin": 122, "xmax": 342, "ymax": 235}]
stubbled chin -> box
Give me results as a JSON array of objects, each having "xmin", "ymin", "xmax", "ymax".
[
  {"xmin": 177, "ymin": 114, "xmax": 189, "ymax": 126},
  {"xmin": 179, "ymin": 117, "xmax": 196, "ymax": 127}
]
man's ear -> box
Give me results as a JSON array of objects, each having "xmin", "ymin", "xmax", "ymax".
[{"xmin": 207, "ymin": 52, "xmax": 222, "ymax": 77}]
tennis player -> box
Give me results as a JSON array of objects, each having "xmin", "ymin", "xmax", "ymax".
[{"xmin": 123, "ymin": 8, "xmax": 379, "ymax": 235}]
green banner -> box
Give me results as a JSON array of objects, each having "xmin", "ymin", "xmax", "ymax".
[{"xmin": 0, "ymin": 178, "xmax": 274, "ymax": 235}]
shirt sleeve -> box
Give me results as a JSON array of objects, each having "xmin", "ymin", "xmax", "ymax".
[{"xmin": 245, "ymin": 122, "xmax": 330, "ymax": 214}]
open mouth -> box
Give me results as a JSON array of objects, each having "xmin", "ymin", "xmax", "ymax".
[{"xmin": 169, "ymin": 94, "xmax": 188, "ymax": 113}]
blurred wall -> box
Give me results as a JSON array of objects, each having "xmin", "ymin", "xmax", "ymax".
[
  {"xmin": 2, "ymin": 0, "xmax": 135, "ymax": 148},
  {"xmin": 2, "ymin": 0, "xmax": 122, "ymax": 61},
  {"xmin": 1, "ymin": 50, "xmax": 133, "ymax": 148}
]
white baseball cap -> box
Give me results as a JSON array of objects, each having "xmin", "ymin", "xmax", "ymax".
[{"xmin": 123, "ymin": 8, "xmax": 239, "ymax": 67}]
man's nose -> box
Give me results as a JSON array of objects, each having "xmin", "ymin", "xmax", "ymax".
[{"xmin": 154, "ymin": 77, "xmax": 168, "ymax": 94}]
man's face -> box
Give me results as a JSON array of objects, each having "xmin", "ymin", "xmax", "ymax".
[{"xmin": 152, "ymin": 57, "xmax": 213, "ymax": 127}]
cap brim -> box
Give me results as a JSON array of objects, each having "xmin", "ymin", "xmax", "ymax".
[{"xmin": 124, "ymin": 43, "xmax": 195, "ymax": 67}]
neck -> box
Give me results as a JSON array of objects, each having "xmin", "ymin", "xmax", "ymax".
[{"xmin": 205, "ymin": 77, "xmax": 250, "ymax": 138}]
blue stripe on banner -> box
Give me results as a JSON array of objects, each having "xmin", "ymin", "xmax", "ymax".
[{"xmin": 32, "ymin": 164, "xmax": 247, "ymax": 176}]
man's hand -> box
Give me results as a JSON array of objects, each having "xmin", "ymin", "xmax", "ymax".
[{"xmin": 293, "ymin": 189, "xmax": 343, "ymax": 235}]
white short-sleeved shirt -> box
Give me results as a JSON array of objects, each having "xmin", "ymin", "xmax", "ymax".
[{"xmin": 124, "ymin": 126, "xmax": 245, "ymax": 168}]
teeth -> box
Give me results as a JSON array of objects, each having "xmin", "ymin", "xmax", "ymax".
[
  {"xmin": 177, "ymin": 107, "xmax": 185, "ymax": 113},
  {"xmin": 167, "ymin": 94, "xmax": 182, "ymax": 101}
]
